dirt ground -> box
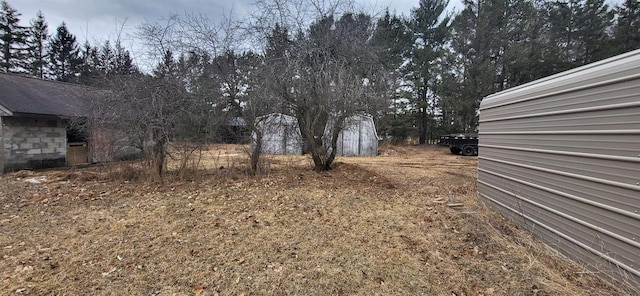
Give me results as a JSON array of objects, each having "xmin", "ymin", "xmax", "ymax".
[{"xmin": 0, "ymin": 144, "xmax": 626, "ymax": 295}]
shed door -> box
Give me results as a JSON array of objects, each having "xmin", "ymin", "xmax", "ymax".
[{"xmin": 67, "ymin": 142, "xmax": 89, "ymax": 165}]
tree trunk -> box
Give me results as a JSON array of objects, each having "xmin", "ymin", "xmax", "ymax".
[
  {"xmin": 250, "ymin": 129, "xmax": 263, "ymax": 175},
  {"xmin": 419, "ymin": 107, "xmax": 428, "ymax": 145},
  {"xmin": 310, "ymin": 137, "xmax": 326, "ymax": 171},
  {"xmin": 311, "ymin": 116, "xmax": 342, "ymax": 172},
  {"xmin": 153, "ymin": 142, "xmax": 166, "ymax": 178},
  {"xmin": 150, "ymin": 130, "xmax": 167, "ymax": 180}
]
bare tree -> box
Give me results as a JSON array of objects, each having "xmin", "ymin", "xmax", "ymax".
[
  {"xmin": 251, "ymin": 0, "xmax": 356, "ymax": 36},
  {"xmin": 131, "ymin": 3, "xmax": 391, "ymax": 174},
  {"xmin": 209, "ymin": 50, "xmax": 278, "ymax": 174},
  {"xmin": 137, "ymin": 10, "xmax": 243, "ymax": 70},
  {"xmin": 259, "ymin": 12, "xmax": 389, "ymax": 171},
  {"xmin": 74, "ymin": 48, "xmax": 222, "ymax": 181},
  {"xmin": 138, "ymin": 13, "xmax": 278, "ymax": 175},
  {"xmin": 84, "ymin": 74, "xmax": 191, "ymax": 180}
]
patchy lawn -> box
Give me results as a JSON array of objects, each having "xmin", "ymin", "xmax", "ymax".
[{"xmin": 0, "ymin": 145, "xmax": 623, "ymax": 295}]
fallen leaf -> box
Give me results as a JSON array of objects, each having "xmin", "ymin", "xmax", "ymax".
[{"xmin": 193, "ymin": 285, "xmax": 204, "ymax": 296}]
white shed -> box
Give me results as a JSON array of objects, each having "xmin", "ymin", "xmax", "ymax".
[
  {"xmin": 253, "ymin": 113, "xmax": 303, "ymax": 155},
  {"xmin": 328, "ymin": 114, "xmax": 380, "ymax": 157}
]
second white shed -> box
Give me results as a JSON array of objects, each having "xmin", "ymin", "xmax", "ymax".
[
  {"xmin": 253, "ymin": 113, "xmax": 303, "ymax": 155},
  {"xmin": 330, "ymin": 114, "xmax": 380, "ymax": 157}
]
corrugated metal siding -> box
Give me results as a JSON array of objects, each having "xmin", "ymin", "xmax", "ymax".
[
  {"xmin": 478, "ymin": 49, "xmax": 640, "ymax": 291},
  {"xmin": 336, "ymin": 114, "xmax": 379, "ymax": 156},
  {"xmin": 0, "ymin": 117, "xmax": 4, "ymax": 173},
  {"xmin": 254, "ymin": 113, "xmax": 303, "ymax": 155}
]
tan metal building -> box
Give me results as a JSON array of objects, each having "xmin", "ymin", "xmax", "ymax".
[{"xmin": 478, "ymin": 49, "xmax": 640, "ymax": 291}]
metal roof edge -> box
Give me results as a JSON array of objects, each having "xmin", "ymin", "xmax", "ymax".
[
  {"xmin": 0, "ymin": 103, "xmax": 13, "ymax": 116},
  {"xmin": 8, "ymin": 112, "xmax": 75, "ymax": 119},
  {"xmin": 0, "ymin": 72, "xmax": 101, "ymax": 91},
  {"xmin": 480, "ymin": 49, "xmax": 640, "ymax": 110}
]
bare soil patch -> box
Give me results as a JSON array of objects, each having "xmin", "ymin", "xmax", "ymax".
[{"xmin": 0, "ymin": 145, "xmax": 624, "ymax": 295}]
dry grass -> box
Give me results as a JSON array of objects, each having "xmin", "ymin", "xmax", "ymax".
[{"xmin": 0, "ymin": 144, "xmax": 625, "ymax": 295}]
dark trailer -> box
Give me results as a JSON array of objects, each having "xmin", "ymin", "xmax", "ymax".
[
  {"xmin": 446, "ymin": 133, "xmax": 478, "ymax": 156},
  {"xmin": 438, "ymin": 134, "xmax": 452, "ymax": 146}
]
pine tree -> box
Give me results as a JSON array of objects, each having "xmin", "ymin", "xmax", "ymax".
[
  {"xmin": 76, "ymin": 39, "xmax": 138, "ymax": 85},
  {"xmin": 576, "ymin": 0, "xmax": 614, "ymax": 63},
  {"xmin": 407, "ymin": 0, "xmax": 451, "ymax": 143},
  {"xmin": 26, "ymin": 10, "xmax": 48, "ymax": 78},
  {"xmin": 48, "ymin": 22, "xmax": 81, "ymax": 82},
  {"xmin": 153, "ymin": 49, "xmax": 178, "ymax": 79},
  {"xmin": 543, "ymin": 0, "xmax": 614, "ymax": 69},
  {"xmin": 99, "ymin": 40, "xmax": 137, "ymax": 76},
  {"xmin": 265, "ymin": 23, "xmax": 291, "ymax": 60},
  {"xmin": 98, "ymin": 40, "xmax": 114, "ymax": 74},
  {"xmin": 447, "ymin": 0, "xmax": 509, "ymax": 132},
  {"xmin": 370, "ymin": 11, "xmax": 413, "ymax": 141},
  {"xmin": 77, "ymin": 41, "xmax": 101, "ymax": 85},
  {"xmin": 0, "ymin": 0, "xmax": 29, "ymax": 73},
  {"xmin": 371, "ymin": 10, "xmax": 411, "ymax": 70},
  {"xmin": 543, "ymin": 0, "xmax": 583, "ymax": 71},
  {"xmin": 614, "ymin": 0, "xmax": 640, "ymax": 53},
  {"xmin": 497, "ymin": 0, "xmax": 548, "ymax": 87},
  {"xmin": 112, "ymin": 40, "xmax": 137, "ymax": 75}
]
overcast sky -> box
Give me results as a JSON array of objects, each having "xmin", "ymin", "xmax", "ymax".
[
  {"xmin": 10, "ymin": 0, "xmax": 625, "ymax": 49},
  {"xmin": 11, "ymin": 0, "xmax": 466, "ymax": 69},
  {"xmin": 11, "ymin": 0, "xmax": 463, "ymax": 43},
  {"xmin": 10, "ymin": 0, "xmax": 624, "ymax": 70}
]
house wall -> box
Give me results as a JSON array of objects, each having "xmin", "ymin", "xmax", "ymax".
[
  {"xmin": 478, "ymin": 50, "xmax": 640, "ymax": 291},
  {"xmin": 1, "ymin": 116, "xmax": 67, "ymax": 173},
  {"xmin": 87, "ymin": 127, "xmax": 145, "ymax": 163}
]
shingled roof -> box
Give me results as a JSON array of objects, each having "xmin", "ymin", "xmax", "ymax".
[{"xmin": 0, "ymin": 74, "xmax": 93, "ymax": 117}]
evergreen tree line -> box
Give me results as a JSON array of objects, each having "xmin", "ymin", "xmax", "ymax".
[
  {"xmin": 1, "ymin": 0, "xmax": 639, "ymax": 147},
  {"xmin": 0, "ymin": 0, "xmax": 138, "ymax": 82},
  {"xmin": 386, "ymin": 0, "xmax": 640, "ymax": 143}
]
